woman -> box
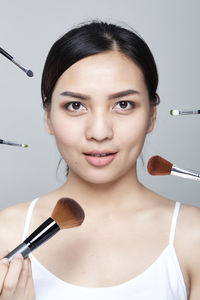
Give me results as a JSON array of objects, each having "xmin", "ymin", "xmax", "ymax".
[{"xmin": 0, "ymin": 20, "xmax": 199, "ymax": 300}]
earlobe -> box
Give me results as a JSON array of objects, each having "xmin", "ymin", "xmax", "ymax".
[
  {"xmin": 44, "ymin": 110, "xmax": 54, "ymax": 135},
  {"xmin": 147, "ymin": 106, "xmax": 156, "ymax": 134}
]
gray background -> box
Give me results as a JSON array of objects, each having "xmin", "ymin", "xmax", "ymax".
[{"xmin": 0, "ymin": 0, "xmax": 199, "ymax": 209}]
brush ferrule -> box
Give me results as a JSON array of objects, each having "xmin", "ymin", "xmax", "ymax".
[
  {"xmin": 0, "ymin": 139, "xmax": 23, "ymax": 147},
  {"xmin": 12, "ymin": 58, "xmax": 29, "ymax": 74},
  {"xmin": 5, "ymin": 242, "xmax": 31, "ymax": 262},
  {"xmin": 171, "ymin": 166, "xmax": 200, "ymax": 181},
  {"xmin": 179, "ymin": 110, "xmax": 200, "ymax": 115},
  {"xmin": 5, "ymin": 218, "xmax": 60, "ymax": 262}
]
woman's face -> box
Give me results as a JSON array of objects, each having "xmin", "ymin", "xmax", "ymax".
[{"xmin": 45, "ymin": 51, "xmax": 156, "ymax": 184}]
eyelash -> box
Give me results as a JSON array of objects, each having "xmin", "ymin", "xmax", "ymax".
[{"xmin": 63, "ymin": 101, "xmax": 136, "ymax": 113}]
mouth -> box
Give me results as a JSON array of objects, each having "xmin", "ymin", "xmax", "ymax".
[
  {"xmin": 83, "ymin": 150, "xmax": 118, "ymax": 156},
  {"xmin": 84, "ymin": 153, "xmax": 116, "ymax": 157},
  {"xmin": 83, "ymin": 152, "xmax": 118, "ymax": 166}
]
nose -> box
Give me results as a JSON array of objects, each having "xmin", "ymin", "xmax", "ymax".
[{"xmin": 85, "ymin": 111, "xmax": 114, "ymax": 142}]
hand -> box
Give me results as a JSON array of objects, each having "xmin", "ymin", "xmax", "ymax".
[{"xmin": 0, "ymin": 250, "xmax": 35, "ymax": 299}]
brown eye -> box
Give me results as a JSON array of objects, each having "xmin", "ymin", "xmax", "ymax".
[
  {"xmin": 64, "ymin": 102, "xmax": 85, "ymax": 112},
  {"xmin": 119, "ymin": 101, "xmax": 128, "ymax": 109},
  {"xmin": 71, "ymin": 102, "xmax": 81, "ymax": 110},
  {"xmin": 115, "ymin": 101, "xmax": 136, "ymax": 110}
]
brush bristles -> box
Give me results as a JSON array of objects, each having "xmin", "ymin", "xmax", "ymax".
[
  {"xmin": 147, "ymin": 155, "xmax": 173, "ymax": 175},
  {"xmin": 170, "ymin": 109, "xmax": 180, "ymax": 116},
  {"xmin": 26, "ymin": 70, "xmax": 34, "ymax": 77},
  {"xmin": 51, "ymin": 198, "xmax": 85, "ymax": 229}
]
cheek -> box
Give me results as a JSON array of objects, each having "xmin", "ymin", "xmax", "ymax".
[
  {"xmin": 51, "ymin": 117, "xmax": 83, "ymax": 152},
  {"xmin": 117, "ymin": 113, "xmax": 149, "ymax": 149}
]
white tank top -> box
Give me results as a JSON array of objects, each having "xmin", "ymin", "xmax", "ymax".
[{"xmin": 22, "ymin": 198, "xmax": 187, "ymax": 300}]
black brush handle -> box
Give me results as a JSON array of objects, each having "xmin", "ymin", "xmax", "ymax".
[
  {"xmin": 0, "ymin": 47, "xmax": 13, "ymax": 60},
  {"xmin": 5, "ymin": 218, "xmax": 60, "ymax": 262}
]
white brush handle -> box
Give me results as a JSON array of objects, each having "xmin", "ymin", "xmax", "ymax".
[{"xmin": 171, "ymin": 166, "xmax": 200, "ymax": 181}]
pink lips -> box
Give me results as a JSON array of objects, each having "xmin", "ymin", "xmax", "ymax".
[{"xmin": 83, "ymin": 153, "xmax": 117, "ymax": 166}]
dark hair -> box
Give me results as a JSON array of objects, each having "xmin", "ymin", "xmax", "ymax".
[{"xmin": 41, "ymin": 20, "xmax": 160, "ymax": 109}]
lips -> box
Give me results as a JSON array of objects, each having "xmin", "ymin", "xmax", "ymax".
[
  {"xmin": 83, "ymin": 150, "xmax": 117, "ymax": 166},
  {"xmin": 85, "ymin": 153, "xmax": 114, "ymax": 157},
  {"xmin": 83, "ymin": 150, "xmax": 117, "ymax": 156}
]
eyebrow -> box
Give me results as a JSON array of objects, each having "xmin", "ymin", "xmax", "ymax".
[{"xmin": 59, "ymin": 89, "xmax": 140, "ymax": 100}]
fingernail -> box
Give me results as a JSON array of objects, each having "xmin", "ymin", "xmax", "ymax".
[{"xmin": 1, "ymin": 258, "xmax": 9, "ymax": 264}]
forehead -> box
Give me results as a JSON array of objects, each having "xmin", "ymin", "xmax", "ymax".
[{"xmin": 54, "ymin": 51, "xmax": 147, "ymax": 93}]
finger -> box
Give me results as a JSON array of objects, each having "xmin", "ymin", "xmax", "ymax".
[
  {"xmin": 24, "ymin": 258, "xmax": 35, "ymax": 298},
  {"xmin": 1, "ymin": 253, "xmax": 23, "ymax": 298},
  {"xmin": 0, "ymin": 258, "xmax": 9, "ymax": 294},
  {"xmin": 15, "ymin": 257, "xmax": 29, "ymax": 292},
  {"xmin": 26, "ymin": 257, "xmax": 34, "ymax": 287},
  {"xmin": 27, "ymin": 257, "xmax": 33, "ymax": 280}
]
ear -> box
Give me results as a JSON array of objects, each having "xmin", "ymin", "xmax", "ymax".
[
  {"xmin": 44, "ymin": 109, "xmax": 54, "ymax": 135},
  {"xmin": 147, "ymin": 106, "xmax": 156, "ymax": 134}
]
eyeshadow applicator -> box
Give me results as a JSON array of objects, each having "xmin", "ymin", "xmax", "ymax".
[
  {"xmin": 170, "ymin": 109, "xmax": 200, "ymax": 116},
  {"xmin": 147, "ymin": 155, "xmax": 200, "ymax": 182},
  {"xmin": 5, "ymin": 197, "xmax": 85, "ymax": 262},
  {"xmin": 0, "ymin": 47, "xmax": 34, "ymax": 77}
]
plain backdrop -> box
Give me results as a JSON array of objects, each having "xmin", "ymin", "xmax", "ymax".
[{"xmin": 0, "ymin": 0, "xmax": 199, "ymax": 209}]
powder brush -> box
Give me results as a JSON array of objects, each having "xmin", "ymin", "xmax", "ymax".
[
  {"xmin": 5, "ymin": 198, "xmax": 85, "ymax": 262},
  {"xmin": 147, "ymin": 155, "xmax": 200, "ymax": 182}
]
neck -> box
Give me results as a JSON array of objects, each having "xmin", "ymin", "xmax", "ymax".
[{"xmin": 58, "ymin": 166, "xmax": 145, "ymax": 214}]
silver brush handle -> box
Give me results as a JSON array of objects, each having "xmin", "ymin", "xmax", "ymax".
[{"xmin": 171, "ymin": 166, "xmax": 200, "ymax": 181}]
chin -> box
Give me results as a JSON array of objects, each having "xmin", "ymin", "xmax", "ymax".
[{"xmin": 76, "ymin": 169, "xmax": 125, "ymax": 186}]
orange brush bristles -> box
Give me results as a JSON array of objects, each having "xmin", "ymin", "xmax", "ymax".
[
  {"xmin": 147, "ymin": 155, "xmax": 173, "ymax": 176},
  {"xmin": 51, "ymin": 198, "xmax": 85, "ymax": 229}
]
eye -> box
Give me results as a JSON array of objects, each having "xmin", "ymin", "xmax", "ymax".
[
  {"xmin": 63, "ymin": 101, "xmax": 86, "ymax": 112},
  {"xmin": 114, "ymin": 101, "xmax": 136, "ymax": 111}
]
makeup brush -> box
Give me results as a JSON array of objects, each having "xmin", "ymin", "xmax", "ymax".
[
  {"xmin": 0, "ymin": 139, "xmax": 28, "ymax": 148},
  {"xmin": 170, "ymin": 109, "xmax": 200, "ymax": 116},
  {"xmin": 5, "ymin": 198, "xmax": 85, "ymax": 262},
  {"xmin": 147, "ymin": 155, "xmax": 200, "ymax": 182},
  {"xmin": 0, "ymin": 47, "xmax": 34, "ymax": 77}
]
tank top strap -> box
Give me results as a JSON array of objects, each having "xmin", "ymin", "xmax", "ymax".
[
  {"xmin": 169, "ymin": 201, "xmax": 181, "ymax": 245},
  {"xmin": 21, "ymin": 198, "xmax": 39, "ymax": 242}
]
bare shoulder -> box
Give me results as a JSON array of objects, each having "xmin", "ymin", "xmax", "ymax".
[
  {"xmin": 177, "ymin": 202, "xmax": 200, "ymax": 298},
  {"xmin": 178, "ymin": 202, "xmax": 200, "ymax": 245},
  {"xmin": 0, "ymin": 200, "xmax": 32, "ymax": 250}
]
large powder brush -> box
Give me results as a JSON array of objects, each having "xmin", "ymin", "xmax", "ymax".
[
  {"xmin": 5, "ymin": 198, "xmax": 85, "ymax": 262},
  {"xmin": 147, "ymin": 155, "xmax": 200, "ymax": 182}
]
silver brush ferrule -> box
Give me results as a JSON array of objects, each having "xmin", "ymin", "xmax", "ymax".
[
  {"xmin": 2, "ymin": 140, "xmax": 22, "ymax": 147},
  {"xmin": 180, "ymin": 110, "xmax": 199, "ymax": 115},
  {"xmin": 12, "ymin": 58, "xmax": 28, "ymax": 73},
  {"xmin": 5, "ymin": 242, "xmax": 30, "ymax": 262},
  {"xmin": 12, "ymin": 58, "xmax": 33, "ymax": 77},
  {"xmin": 171, "ymin": 166, "xmax": 200, "ymax": 181}
]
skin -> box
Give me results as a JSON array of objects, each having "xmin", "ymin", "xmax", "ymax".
[
  {"xmin": 0, "ymin": 50, "xmax": 200, "ymax": 299},
  {"xmin": 46, "ymin": 51, "xmax": 155, "ymax": 200},
  {"xmin": 0, "ymin": 251, "xmax": 35, "ymax": 299}
]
